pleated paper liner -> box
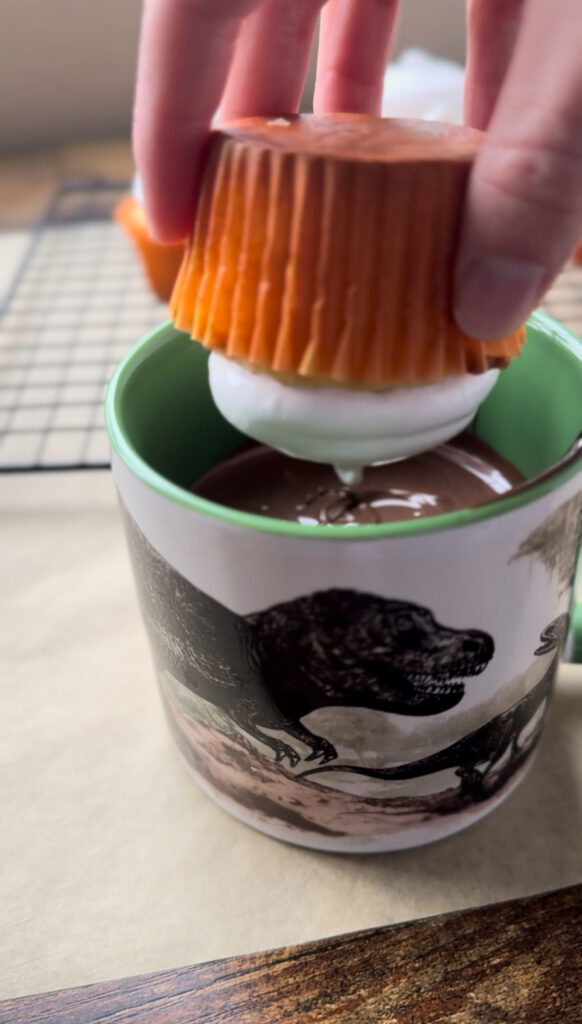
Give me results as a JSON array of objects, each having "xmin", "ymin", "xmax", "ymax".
[
  {"xmin": 115, "ymin": 196, "xmax": 185, "ymax": 303},
  {"xmin": 171, "ymin": 116, "xmax": 526, "ymax": 389}
]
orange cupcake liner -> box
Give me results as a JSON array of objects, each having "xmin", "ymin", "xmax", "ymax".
[
  {"xmin": 171, "ymin": 120, "xmax": 526, "ymax": 388},
  {"xmin": 115, "ymin": 196, "xmax": 185, "ymax": 303}
]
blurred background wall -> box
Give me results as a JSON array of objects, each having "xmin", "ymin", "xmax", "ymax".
[{"xmin": 0, "ymin": 0, "xmax": 466, "ymax": 152}]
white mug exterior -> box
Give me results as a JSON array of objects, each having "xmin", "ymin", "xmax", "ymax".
[{"xmin": 113, "ymin": 450, "xmax": 581, "ymax": 853}]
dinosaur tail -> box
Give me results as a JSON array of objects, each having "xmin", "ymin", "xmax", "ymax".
[{"xmin": 298, "ymin": 756, "xmax": 448, "ymax": 782}]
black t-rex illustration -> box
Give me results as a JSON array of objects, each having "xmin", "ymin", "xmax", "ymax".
[
  {"xmin": 125, "ymin": 515, "xmax": 493, "ymax": 767},
  {"xmin": 299, "ymin": 614, "xmax": 569, "ymax": 797}
]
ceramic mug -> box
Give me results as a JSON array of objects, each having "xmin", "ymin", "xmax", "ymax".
[{"xmin": 106, "ymin": 312, "xmax": 582, "ymax": 853}]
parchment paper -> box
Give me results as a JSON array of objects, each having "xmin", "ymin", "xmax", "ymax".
[{"xmin": 2, "ymin": 471, "xmax": 581, "ymax": 1000}]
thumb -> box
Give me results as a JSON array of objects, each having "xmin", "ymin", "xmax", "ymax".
[{"xmin": 455, "ymin": 0, "xmax": 582, "ymax": 341}]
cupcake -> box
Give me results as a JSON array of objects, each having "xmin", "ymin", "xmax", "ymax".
[
  {"xmin": 115, "ymin": 195, "xmax": 185, "ymax": 303},
  {"xmin": 171, "ymin": 115, "xmax": 526, "ymax": 477}
]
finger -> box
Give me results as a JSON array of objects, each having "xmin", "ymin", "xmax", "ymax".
[
  {"xmin": 464, "ymin": 0, "xmax": 526, "ymax": 130},
  {"xmin": 314, "ymin": 0, "xmax": 400, "ymax": 115},
  {"xmin": 220, "ymin": 0, "xmax": 325, "ymax": 120},
  {"xmin": 133, "ymin": 0, "xmax": 260, "ymax": 242},
  {"xmin": 455, "ymin": 0, "xmax": 582, "ymax": 340}
]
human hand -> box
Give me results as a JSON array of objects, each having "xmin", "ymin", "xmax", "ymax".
[
  {"xmin": 134, "ymin": 0, "xmax": 582, "ymax": 342},
  {"xmin": 133, "ymin": 0, "xmax": 399, "ymax": 242},
  {"xmin": 457, "ymin": 0, "xmax": 582, "ymax": 339}
]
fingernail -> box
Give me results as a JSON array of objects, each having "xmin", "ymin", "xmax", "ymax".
[{"xmin": 455, "ymin": 256, "xmax": 547, "ymax": 340}]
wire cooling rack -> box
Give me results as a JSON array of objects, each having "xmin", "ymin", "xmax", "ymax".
[
  {"xmin": 0, "ymin": 182, "xmax": 167, "ymax": 472},
  {"xmin": 0, "ymin": 180, "xmax": 581, "ymax": 473},
  {"xmin": 542, "ymin": 262, "xmax": 582, "ymax": 339}
]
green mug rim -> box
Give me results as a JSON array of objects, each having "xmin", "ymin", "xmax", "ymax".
[{"xmin": 105, "ymin": 311, "xmax": 582, "ymax": 542}]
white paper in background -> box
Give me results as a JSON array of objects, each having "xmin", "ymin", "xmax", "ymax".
[
  {"xmin": 2, "ymin": 470, "xmax": 582, "ymax": 1001},
  {"xmin": 382, "ymin": 48, "xmax": 465, "ymax": 123}
]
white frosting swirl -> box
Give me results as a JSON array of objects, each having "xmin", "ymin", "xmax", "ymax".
[{"xmin": 208, "ymin": 352, "xmax": 499, "ymax": 472}]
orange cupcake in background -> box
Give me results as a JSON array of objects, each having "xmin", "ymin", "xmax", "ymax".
[
  {"xmin": 170, "ymin": 115, "xmax": 527, "ymax": 478},
  {"xmin": 171, "ymin": 115, "xmax": 525, "ymax": 389},
  {"xmin": 115, "ymin": 195, "xmax": 185, "ymax": 303}
]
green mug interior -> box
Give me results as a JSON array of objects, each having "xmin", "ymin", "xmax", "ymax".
[{"xmin": 106, "ymin": 311, "xmax": 582, "ymax": 539}]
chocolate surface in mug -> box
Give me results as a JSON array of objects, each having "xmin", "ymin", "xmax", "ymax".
[{"xmin": 193, "ymin": 432, "xmax": 525, "ymax": 525}]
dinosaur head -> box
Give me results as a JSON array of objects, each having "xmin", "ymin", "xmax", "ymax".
[{"xmin": 303, "ymin": 591, "xmax": 494, "ymax": 716}]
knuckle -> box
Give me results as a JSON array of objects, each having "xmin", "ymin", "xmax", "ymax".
[
  {"xmin": 275, "ymin": 0, "xmax": 326, "ymax": 35},
  {"xmin": 469, "ymin": 0, "xmax": 522, "ymax": 15},
  {"xmin": 134, "ymin": 103, "xmax": 206, "ymax": 154},
  {"xmin": 146, "ymin": 0, "xmax": 259, "ymax": 25},
  {"xmin": 175, "ymin": 0, "xmax": 257, "ymax": 15},
  {"xmin": 323, "ymin": 63, "xmax": 381, "ymax": 92},
  {"xmin": 480, "ymin": 130, "xmax": 582, "ymax": 218},
  {"xmin": 467, "ymin": 0, "xmax": 524, "ymax": 31}
]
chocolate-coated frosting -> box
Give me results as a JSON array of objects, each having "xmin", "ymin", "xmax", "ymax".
[{"xmin": 194, "ymin": 433, "xmax": 525, "ymax": 526}]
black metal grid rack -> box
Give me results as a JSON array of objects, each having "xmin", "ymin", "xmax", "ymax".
[
  {"xmin": 0, "ymin": 182, "xmax": 167, "ymax": 472},
  {"xmin": 1, "ymin": 180, "xmax": 581, "ymax": 473}
]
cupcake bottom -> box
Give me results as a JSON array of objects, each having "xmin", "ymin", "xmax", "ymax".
[{"xmin": 115, "ymin": 196, "xmax": 184, "ymax": 302}]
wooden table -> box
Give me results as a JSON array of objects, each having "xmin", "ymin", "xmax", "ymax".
[{"xmin": 3, "ymin": 887, "xmax": 581, "ymax": 1023}]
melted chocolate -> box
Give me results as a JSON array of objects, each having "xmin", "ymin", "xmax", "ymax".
[{"xmin": 193, "ymin": 433, "xmax": 525, "ymax": 526}]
